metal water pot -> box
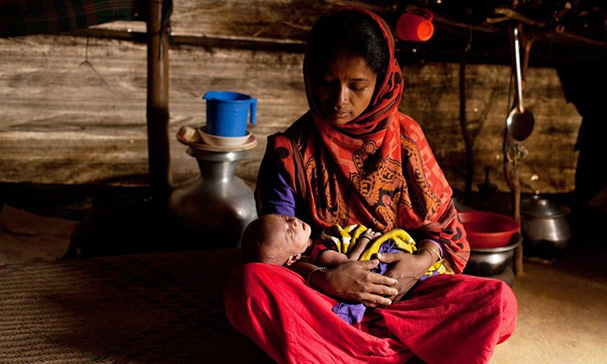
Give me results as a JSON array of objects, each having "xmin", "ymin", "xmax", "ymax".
[
  {"xmin": 168, "ymin": 149, "xmax": 257, "ymax": 248},
  {"xmin": 520, "ymin": 194, "xmax": 571, "ymax": 259}
]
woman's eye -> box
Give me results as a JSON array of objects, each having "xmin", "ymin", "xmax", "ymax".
[{"xmin": 318, "ymin": 79, "xmax": 336, "ymax": 90}]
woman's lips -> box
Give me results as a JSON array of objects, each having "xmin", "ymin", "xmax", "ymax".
[
  {"xmin": 327, "ymin": 109, "xmax": 350, "ymax": 119},
  {"xmin": 335, "ymin": 111, "xmax": 349, "ymax": 118}
]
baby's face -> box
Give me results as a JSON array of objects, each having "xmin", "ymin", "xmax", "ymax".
[{"xmin": 267, "ymin": 214, "xmax": 312, "ymax": 256}]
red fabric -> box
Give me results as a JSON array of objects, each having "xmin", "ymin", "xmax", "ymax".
[
  {"xmin": 224, "ymin": 263, "xmax": 517, "ymax": 364},
  {"xmin": 258, "ymin": 6, "xmax": 469, "ymax": 272}
]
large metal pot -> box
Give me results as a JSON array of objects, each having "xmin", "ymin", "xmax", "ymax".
[
  {"xmin": 168, "ymin": 149, "xmax": 257, "ymax": 248},
  {"xmin": 464, "ymin": 234, "xmax": 522, "ymax": 276},
  {"xmin": 520, "ymin": 194, "xmax": 571, "ymax": 259}
]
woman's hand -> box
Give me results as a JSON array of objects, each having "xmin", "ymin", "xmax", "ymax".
[
  {"xmin": 377, "ymin": 251, "xmax": 434, "ymax": 302},
  {"xmin": 310, "ymin": 259, "xmax": 399, "ymax": 308}
]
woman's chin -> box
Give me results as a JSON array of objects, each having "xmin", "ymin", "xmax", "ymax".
[{"xmin": 322, "ymin": 114, "xmax": 354, "ymax": 126}]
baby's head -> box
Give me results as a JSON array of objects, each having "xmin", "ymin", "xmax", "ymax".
[{"xmin": 241, "ymin": 214, "xmax": 312, "ymax": 266}]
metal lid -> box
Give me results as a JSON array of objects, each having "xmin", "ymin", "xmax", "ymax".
[{"xmin": 521, "ymin": 194, "xmax": 570, "ymax": 218}]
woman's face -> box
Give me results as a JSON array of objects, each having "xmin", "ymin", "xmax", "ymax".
[{"xmin": 312, "ymin": 51, "xmax": 378, "ymax": 125}]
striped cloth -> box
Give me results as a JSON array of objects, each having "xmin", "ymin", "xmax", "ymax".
[{"xmin": 0, "ymin": 0, "xmax": 147, "ymax": 37}]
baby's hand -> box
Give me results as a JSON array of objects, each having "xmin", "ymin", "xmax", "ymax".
[
  {"xmin": 348, "ymin": 228, "xmax": 381, "ymax": 260},
  {"xmin": 361, "ymin": 229, "xmax": 381, "ymax": 241}
]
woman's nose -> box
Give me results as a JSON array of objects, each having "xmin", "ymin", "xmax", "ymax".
[{"xmin": 331, "ymin": 85, "xmax": 348, "ymax": 107}]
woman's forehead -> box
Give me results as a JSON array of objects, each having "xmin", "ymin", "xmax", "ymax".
[{"xmin": 317, "ymin": 52, "xmax": 375, "ymax": 75}]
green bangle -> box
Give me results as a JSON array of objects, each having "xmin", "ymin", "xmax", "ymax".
[{"xmin": 306, "ymin": 266, "xmax": 327, "ymax": 286}]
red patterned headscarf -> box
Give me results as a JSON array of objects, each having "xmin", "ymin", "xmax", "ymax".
[{"xmin": 262, "ymin": 7, "xmax": 469, "ymax": 271}]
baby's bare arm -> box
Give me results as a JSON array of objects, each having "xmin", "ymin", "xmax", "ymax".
[{"xmin": 318, "ymin": 250, "xmax": 350, "ymax": 266}]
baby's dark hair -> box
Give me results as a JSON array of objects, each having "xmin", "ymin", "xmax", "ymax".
[
  {"xmin": 306, "ymin": 9, "xmax": 389, "ymax": 82},
  {"xmin": 241, "ymin": 215, "xmax": 287, "ymax": 265},
  {"xmin": 241, "ymin": 217, "xmax": 266, "ymax": 263}
]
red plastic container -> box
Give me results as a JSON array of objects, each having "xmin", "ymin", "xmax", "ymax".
[
  {"xmin": 459, "ymin": 210, "xmax": 520, "ymax": 249},
  {"xmin": 396, "ymin": 9, "xmax": 434, "ymax": 42}
]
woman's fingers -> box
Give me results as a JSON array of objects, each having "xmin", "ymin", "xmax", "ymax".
[
  {"xmin": 376, "ymin": 252, "xmax": 402, "ymax": 263},
  {"xmin": 360, "ymin": 268, "xmax": 399, "ymax": 304},
  {"xmin": 320, "ymin": 260, "xmax": 399, "ymax": 304},
  {"xmin": 371, "ymin": 285, "xmax": 399, "ymax": 300},
  {"xmin": 368, "ymin": 270, "xmax": 398, "ymax": 286},
  {"xmin": 362, "ymin": 292, "xmax": 393, "ymax": 308},
  {"xmin": 357, "ymin": 258, "xmax": 380, "ymax": 270},
  {"xmin": 370, "ymin": 277, "xmax": 399, "ymax": 296},
  {"xmin": 361, "ymin": 262, "xmax": 399, "ymax": 302},
  {"xmin": 368, "ymin": 275, "xmax": 399, "ymax": 302}
]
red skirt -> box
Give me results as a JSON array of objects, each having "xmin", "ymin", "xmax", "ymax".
[{"xmin": 223, "ymin": 263, "xmax": 517, "ymax": 364}]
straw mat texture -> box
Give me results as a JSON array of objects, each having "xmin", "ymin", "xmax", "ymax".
[{"xmin": 0, "ymin": 249, "xmax": 272, "ymax": 364}]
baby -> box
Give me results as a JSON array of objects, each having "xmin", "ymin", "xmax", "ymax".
[
  {"xmin": 241, "ymin": 214, "xmax": 452, "ymax": 324},
  {"xmin": 240, "ymin": 213, "xmax": 380, "ymax": 267}
]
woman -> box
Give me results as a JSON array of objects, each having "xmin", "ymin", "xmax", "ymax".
[{"xmin": 224, "ymin": 7, "xmax": 517, "ymax": 364}]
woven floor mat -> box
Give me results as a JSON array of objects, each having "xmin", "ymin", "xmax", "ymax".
[{"xmin": 0, "ymin": 249, "xmax": 273, "ymax": 364}]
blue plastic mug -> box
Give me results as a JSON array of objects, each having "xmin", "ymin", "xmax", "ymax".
[{"xmin": 203, "ymin": 91, "xmax": 257, "ymax": 137}]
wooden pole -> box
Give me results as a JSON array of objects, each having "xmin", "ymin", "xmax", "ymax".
[
  {"xmin": 504, "ymin": 132, "xmax": 523, "ymax": 275},
  {"xmin": 505, "ymin": 23, "xmax": 534, "ymax": 276},
  {"xmin": 146, "ymin": 0, "xmax": 172, "ymax": 202},
  {"xmin": 459, "ymin": 57, "xmax": 474, "ymax": 206},
  {"xmin": 504, "ymin": 24, "xmax": 521, "ymax": 276}
]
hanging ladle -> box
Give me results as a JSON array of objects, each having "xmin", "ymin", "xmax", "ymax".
[{"xmin": 506, "ymin": 26, "xmax": 534, "ymax": 141}]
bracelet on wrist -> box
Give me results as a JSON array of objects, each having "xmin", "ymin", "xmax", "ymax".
[
  {"xmin": 306, "ymin": 266, "xmax": 327, "ymax": 286},
  {"xmin": 418, "ymin": 247, "xmax": 442, "ymax": 262}
]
